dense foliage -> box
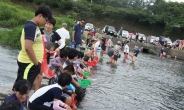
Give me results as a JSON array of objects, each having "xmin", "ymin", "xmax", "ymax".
[
  {"xmin": 29, "ymin": 0, "xmax": 184, "ymax": 37},
  {"xmin": 0, "ymin": 0, "xmax": 75, "ymax": 48}
]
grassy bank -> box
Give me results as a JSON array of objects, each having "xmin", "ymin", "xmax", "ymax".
[{"xmin": 0, "ymin": 1, "xmax": 75, "ymax": 48}]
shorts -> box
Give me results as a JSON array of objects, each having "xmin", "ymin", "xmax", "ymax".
[
  {"xmin": 124, "ymin": 52, "xmax": 128, "ymax": 55},
  {"xmin": 114, "ymin": 55, "xmax": 119, "ymax": 61},
  {"xmin": 15, "ymin": 60, "xmax": 41, "ymax": 88}
]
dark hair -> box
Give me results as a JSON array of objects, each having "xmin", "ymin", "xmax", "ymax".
[
  {"xmin": 0, "ymin": 100, "xmax": 21, "ymax": 110},
  {"xmin": 60, "ymin": 49, "xmax": 67, "ymax": 58},
  {"xmin": 67, "ymin": 48, "xmax": 78, "ymax": 59},
  {"xmin": 83, "ymin": 56, "xmax": 89, "ymax": 62},
  {"xmin": 35, "ymin": 5, "xmax": 52, "ymax": 21},
  {"xmin": 63, "ymin": 65, "xmax": 74, "ymax": 73},
  {"xmin": 13, "ymin": 80, "xmax": 31, "ymax": 95},
  {"xmin": 75, "ymin": 87, "xmax": 85, "ymax": 102},
  {"xmin": 126, "ymin": 41, "xmax": 129, "ymax": 44},
  {"xmin": 64, "ymin": 47, "xmax": 71, "ymax": 54},
  {"xmin": 81, "ymin": 19, "xmax": 85, "ymax": 22},
  {"xmin": 102, "ymin": 38, "xmax": 106, "ymax": 44},
  {"xmin": 48, "ymin": 17, "xmax": 56, "ymax": 26},
  {"xmin": 58, "ymin": 73, "xmax": 72, "ymax": 87},
  {"xmin": 78, "ymin": 51, "xmax": 84, "ymax": 59}
]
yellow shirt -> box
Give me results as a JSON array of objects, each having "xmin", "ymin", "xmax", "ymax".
[{"xmin": 18, "ymin": 21, "xmax": 44, "ymax": 63}]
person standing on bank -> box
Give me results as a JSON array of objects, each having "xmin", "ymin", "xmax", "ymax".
[
  {"xmin": 56, "ymin": 23, "xmax": 70, "ymax": 43},
  {"xmin": 72, "ymin": 19, "xmax": 86, "ymax": 49},
  {"xmin": 40, "ymin": 18, "xmax": 65, "ymax": 64},
  {"xmin": 14, "ymin": 5, "xmax": 52, "ymax": 92}
]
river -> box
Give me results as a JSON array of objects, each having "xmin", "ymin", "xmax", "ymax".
[{"xmin": 0, "ymin": 45, "xmax": 184, "ymax": 110}]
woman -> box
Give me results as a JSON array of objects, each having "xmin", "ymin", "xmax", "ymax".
[{"xmin": 40, "ymin": 17, "xmax": 65, "ymax": 64}]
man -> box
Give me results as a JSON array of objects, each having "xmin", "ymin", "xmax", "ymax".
[
  {"xmin": 72, "ymin": 19, "xmax": 85, "ymax": 49},
  {"xmin": 14, "ymin": 5, "xmax": 52, "ymax": 92},
  {"xmin": 56, "ymin": 23, "xmax": 70, "ymax": 43}
]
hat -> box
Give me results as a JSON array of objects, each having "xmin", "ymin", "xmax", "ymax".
[{"xmin": 117, "ymin": 41, "xmax": 121, "ymax": 45}]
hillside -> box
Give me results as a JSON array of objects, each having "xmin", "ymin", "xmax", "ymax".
[{"xmin": 11, "ymin": 0, "xmax": 179, "ymax": 40}]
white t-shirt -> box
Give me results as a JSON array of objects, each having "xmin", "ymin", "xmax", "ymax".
[
  {"xmin": 56, "ymin": 27, "xmax": 70, "ymax": 41},
  {"xmin": 124, "ymin": 44, "xmax": 129, "ymax": 53},
  {"xmin": 94, "ymin": 41, "xmax": 101, "ymax": 52},
  {"xmin": 108, "ymin": 39, "xmax": 113, "ymax": 47}
]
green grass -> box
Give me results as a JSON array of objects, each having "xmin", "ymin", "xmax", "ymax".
[{"xmin": 0, "ymin": 1, "xmax": 74, "ymax": 48}]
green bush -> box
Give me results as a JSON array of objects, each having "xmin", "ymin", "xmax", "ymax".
[
  {"xmin": 0, "ymin": 1, "xmax": 74, "ymax": 48},
  {"xmin": 0, "ymin": 1, "xmax": 33, "ymax": 28},
  {"xmin": 0, "ymin": 26, "xmax": 22, "ymax": 48}
]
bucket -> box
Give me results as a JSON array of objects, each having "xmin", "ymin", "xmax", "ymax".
[
  {"xmin": 83, "ymin": 71, "xmax": 90, "ymax": 76},
  {"xmin": 80, "ymin": 79, "xmax": 92, "ymax": 85},
  {"xmin": 78, "ymin": 80, "xmax": 89, "ymax": 88}
]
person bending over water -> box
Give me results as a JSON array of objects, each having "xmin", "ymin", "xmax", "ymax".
[{"xmin": 28, "ymin": 73, "xmax": 72, "ymax": 110}]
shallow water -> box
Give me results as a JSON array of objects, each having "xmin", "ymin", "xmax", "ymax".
[{"xmin": 0, "ymin": 45, "xmax": 184, "ymax": 110}]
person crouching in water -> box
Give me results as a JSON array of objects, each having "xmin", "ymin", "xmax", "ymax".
[
  {"xmin": 160, "ymin": 48, "xmax": 166, "ymax": 58},
  {"xmin": 131, "ymin": 46, "xmax": 143, "ymax": 63},
  {"xmin": 112, "ymin": 41, "xmax": 122, "ymax": 65},
  {"xmin": 123, "ymin": 41, "xmax": 130, "ymax": 62}
]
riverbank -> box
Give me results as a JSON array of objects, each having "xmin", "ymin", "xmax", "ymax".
[
  {"xmin": 0, "ymin": 1, "xmax": 74, "ymax": 49},
  {"xmin": 107, "ymin": 36, "xmax": 184, "ymax": 60}
]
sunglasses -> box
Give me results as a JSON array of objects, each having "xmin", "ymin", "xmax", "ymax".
[{"xmin": 81, "ymin": 22, "xmax": 85, "ymax": 24}]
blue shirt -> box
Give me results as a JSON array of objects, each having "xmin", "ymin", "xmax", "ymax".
[
  {"xmin": 3, "ymin": 94, "xmax": 27, "ymax": 110},
  {"xmin": 73, "ymin": 24, "xmax": 83, "ymax": 44},
  {"xmin": 134, "ymin": 49, "xmax": 140, "ymax": 57}
]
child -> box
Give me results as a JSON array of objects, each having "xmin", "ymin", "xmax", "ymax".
[
  {"xmin": 14, "ymin": 5, "xmax": 52, "ymax": 92},
  {"xmin": 40, "ymin": 17, "xmax": 65, "ymax": 64},
  {"xmin": 85, "ymin": 47, "xmax": 95, "ymax": 61},
  {"xmin": 112, "ymin": 41, "xmax": 122, "ymax": 65},
  {"xmin": 0, "ymin": 100, "xmax": 24, "ymax": 110},
  {"xmin": 50, "ymin": 49, "xmax": 68, "ymax": 71},
  {"xmin": 29, "ymin": 73, "xmax": 72, "ymax": 110},
  {"xmin": 160, "ymin": 48, "xmax": 166, "ymax": 58},
  {"xmin": 3, "ymin": 80, "xmax": 31, "ymax": 110},
  {"xmin": 107, "ymin": 37, "xmax": 113, "ymax": 50},
  {"xmin": 94, "ymin": 37, "xmax": 103, "ymax": 61},
  {"xmin": 131, "ymin": 46, "xmax": 143, "ymax": 63},
  {"xmin": 48, "ymin": 65, "xmax": 75, "ymax": 108},
  {"xmin": 107, "ymin": 48, "xmax": 114, "ymax": 64},
  {"xmin": 123, "ymin": 41, "xmax": 130, "ymax": 62},
  {"xmin": 62, "ymin": 48, "xmax": 81, "ymax": 88},
  {"xmin": 100, "ymin": 37, "xmax": 107, "ymax": 58}
]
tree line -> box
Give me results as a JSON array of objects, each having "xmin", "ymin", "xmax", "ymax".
[{"xmin": 18, "ymin": 0, "xmax": 184, "ymax": 37}]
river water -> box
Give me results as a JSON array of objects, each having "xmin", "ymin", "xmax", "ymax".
[{"xmin": 0, "ymin": 45, "xmax": 184, "ymax": 110}]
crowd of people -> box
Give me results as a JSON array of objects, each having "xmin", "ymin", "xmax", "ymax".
[
  {"xmin": 0, "ymin": 5, "xmax": 89, "ymax": 110},
  {"xmin": 0, "ymin": 4, "xmax": 164, "ymax": 110}
]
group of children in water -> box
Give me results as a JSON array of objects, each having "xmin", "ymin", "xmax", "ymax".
[
  {"xmin": 1, "ymin": 47, "xmax": 95, "ymax": 110},
  {"xmin": 86, "ymin": 36, "xmax": 143, "ymax": 66}
]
